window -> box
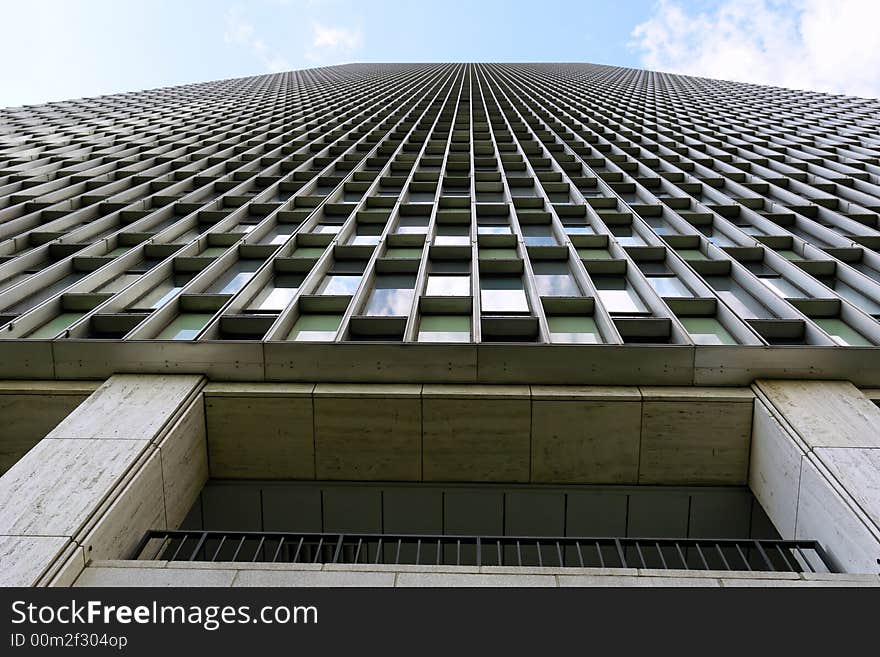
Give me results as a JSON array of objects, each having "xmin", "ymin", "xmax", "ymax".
[
  {"xmin": 477, "ymin": 219, "xmax": 511, "ymax": 235},
  {"xmin": 704, "ymin": 276, "xmax": 773, "ymax": 319},
  {"xmin": 247, "ymin": 274, "xmax": 303, "ymax": 312},
  {"xmin": 647, "ymin": 276, "xmax": 694, "ymax": 298},
  {"xmin": 593, "ymin": 276, "xmax": 649, "ymax": 314},
  {"xmin": 259, "ymin": 224, "xmax": 297, "ymax": 245},
  {"xmin": 396, "ymin": 216, "xmax": 429, "ymax": 234},
  {"xmin": 426, "ymin": 275, "xmax": 470, "ymax": 296},
  {"xmin": 27, "ymin": 313, "xmax": 85, "ymax": 339},
  {"xmin": 130, "ymin": 275, "xmax": 193, "ymax": 310},
  {"xmin": 813, "ymin": 318, "xmax": 871, "ymax": 346},
  {"xmin": 759, "ymin": 276, "xmax": 807, "ymax": 298},
  {"xmin": 316, "ymin": 274, "xmax": 362, "ymax": 296},
  {"xmin": 349, "ymin": 224, "xmax": 383, "ymax": 245},
  {"xmin": 417, "ymin": 315, "xmax": 470, "ymax": 342},
  {"xmin": 610, "ymin": 225, "xmax": 646, "ymax": 246},
  {"xmin": 434, "ymin": 225, "xmax": 470, "ymax": 246},
  {"xmin": 287, "ymin": 314, "xmax": 341, "ymax": 341},
  {"xmin": 206, "ymin": 260, "xmax": 262, "ymax": 295},
  {"xmin": 532, "ymin": 261, "xmax": 580, "ymax": 296},
  {"xmin": 680, "ymin": 317, "xmax": 737, "ymax": 345},
  {"xmin": 480, "ymin": 276, "xmax": 529, "ymax": 313},
  {"xmin": 156, "ymin": 313, "xmax": 213, "ymax": 340},
  {"xmin": 364, "ymin": 274, "xmax": 416, "ymax": 316},
  {"xmin": 548, "ymin": 316, "xmax": 600, "ymax": 343},
  {"xmin": 522, "ymin": 224, "xmax": 556, "ymax": 246}
]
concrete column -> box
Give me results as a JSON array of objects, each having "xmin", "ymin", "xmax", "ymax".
[
  {"xmin": 0, "ymin": 374, "xmax": 206, "ymax": 586},
  {"xmin": 750, "ymin": 380, "xmax": 880, "ymax": 573}
]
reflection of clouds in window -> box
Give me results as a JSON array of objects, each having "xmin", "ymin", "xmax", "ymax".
[
  {"xmin": 365, "ymin": 275, "xmax": 416, "ymax": 316},
  {"xmin": 317, "ymin": 275, "xmax": 361, "ymax": 295},
  {"xmin": 426, "ymin": 275, "xmax": 470, "ymax": 296},
  {"xmin": 480, "ymin": 277, "xmax": 529, "ymax": 313}
]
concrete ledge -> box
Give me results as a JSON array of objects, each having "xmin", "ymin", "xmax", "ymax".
[{"xmin": 71, "ymin": 561, "xmax": 880, "ymax": 587}]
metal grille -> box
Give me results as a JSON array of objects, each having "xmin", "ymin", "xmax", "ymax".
[{"xmin": 132, "ymin": 530, "xmax": 837, "ymax": 573}]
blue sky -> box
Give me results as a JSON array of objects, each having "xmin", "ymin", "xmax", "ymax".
[{"xmin": 1, "ymin": 0, "xmax": 878, "ymax": 107}]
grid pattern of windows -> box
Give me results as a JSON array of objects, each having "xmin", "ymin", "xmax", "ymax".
[{"xmin": 1, "ymin": 63, "xmax": 880, "ymax": 349}]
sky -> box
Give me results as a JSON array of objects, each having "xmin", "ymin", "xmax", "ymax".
[{"xmin": 1, "ymin": 0, "xmax": 879, "ymax": 108}]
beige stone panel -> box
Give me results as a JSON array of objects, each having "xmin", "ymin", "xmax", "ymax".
[
  {"xmin": 264, "ymin": 342, "xmax": 478, "ymax": 383},
  {"xmin": 795, "ymin": 459, "xmax": 880, "ymax": 574},
  {"xmin": 206, "ymin": 396, "xmax": 314, "ymax": 479},
  {"xmin": 233, "ymin": 569, "xmax": 395, "ymax": 587},
  {"xmin": 638, "ymin": 400, "xmax": 752, "ymax": 484},
  {"xmin": 44, "ymin": 546, "xmax": 87, "ymax": 588},
  {"xmin": 396, "ymin": 573, "xmax": 556, "ymax": 587},
  {"xmin": 45, "ymin": 374, "xmax": 204, "ymax": 442},
  {"xmin": 314, "ymin": 383, "xmax": 422, "ymax": 398},
  {"xmin": 158, "ymin": 396, "xmax": 209, "ymax": 529},
  {"xmin": 0, "ymin": 535, "xmax": 70, "ymax": 586},
  {"xmin": 531, "ymin": 400, "xmax": 640, "ymax": 484},
  {"xmin": 74, "ymin": 566, "xmax": 236, "ymax": 587},
  {"xmin": 0, "ymin": 393, "xmax": 88, "ymax": 473},
  {"xmin": 204, "ymin": 383, "xmax": 314, "ymax": 398},
  {"xmin": 530, "ymin": 386, "xmax": 640, "ymax": 401},
  {"xmin": 315, "ymin": 396, "xmax": 420, "ymax": 480},
  {"xmin": 814, "ymin": 448, "xmax": 880, "ymax": 531},
  {"xmin": 748, "ymin": 401, "xmax": 805, "ymax": 538},
  {"xmin": 422, "ymin": 384, "xmax": 530, "ymax": 399},
  {"xmin": 720, "ymin": 578, "xmax": 876, "ymax": 587},
  {"xmin": 80, "ymin": 452, "xmax": 166, "ymax": 561},
  {"xmin": 423, "ymin": 397, "xmax": 530, "ymax": 482},
  {"xmin": 476, "ymin": 344, "xmax": 694, "ymax": 385},
  {"xmin": 0, "ymin": 438, "xmax": 148, "ymax": 536},
  {"xmin": 0, "ymin": 381, "xmax": 100, "ymax": 395},
  {"xmin": 558, "ymin": 575, "xmax": 720, "ymax": 587},
  {"xmin": 755, "ymin": 380, "xmax": 880, "ymax": 449},
  {"xmin": 638, "ymin": 387, "xmax": 754, "ymax": 402}
]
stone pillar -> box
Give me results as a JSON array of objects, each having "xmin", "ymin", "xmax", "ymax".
[
  {"xmin": 750, "ymin": 380, "xmax": 880, "ymax": 573},
  {"xmin": 0, "ymin": 374, "xmax": 206, "ymax": 586}
]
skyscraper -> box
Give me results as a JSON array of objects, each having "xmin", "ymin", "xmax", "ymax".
[{"xmin": 1, "ymin": 64, "xmax": 878, "ymax": 587}]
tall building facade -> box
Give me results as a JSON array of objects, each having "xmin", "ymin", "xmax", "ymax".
[{"xmin": 0, "ymin": 64, "xmax": 878, "ymax": 587}]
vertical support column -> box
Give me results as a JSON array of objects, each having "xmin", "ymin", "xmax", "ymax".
[
  {"xmin": 0, "ymin": 374, "xmax": 206, "ymax": 586},
  {"xmin": 750, "ymin": 380, "xmax": 880, "ymax": 573}
]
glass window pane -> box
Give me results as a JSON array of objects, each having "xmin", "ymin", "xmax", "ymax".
[
  {"xmin": 426, "ymin": 275, "xmax": 471, "ymax": 296},
  {"xmin": 680, "ymin": 317, "xmax": 737, "ymax": 345},
  {"xmin": 760, "ymin": 276, "xmax": 807, "ymax": 298},
  {"xmin": 248, "ymin": 275, "xmax": 303, "ymax": 312},
  {"xmin": 647, "ymin": 276, "xmax": 694, "ymax": 298},
  {"xmin": 28, "ymin": 312, "xmax": 85, "ymax": 339},
  {"xmin": 396, "ymin": 216, "xmax": 429, "ymax": 234},
  {"xmin": 417, "ymin": 315, "xmax": 470, "ymax": 342},
  {"xmin": 287, "ymin": 314, "xmax": 341, "ymax": 341},
  {"xmin": 548, "ymin": 316, "xmax": 600, "ymax": 343},
  {"xmin": 316, "ymin": 274, "xmax": 362, "ymax": 296},
  {"xmin": 480, "ymin": 276, "xmax": 529, "ymax": 313},
  {"xmin": 704, "ymin": 276, "xmax": 774, "ymax": 319},
  {"xmin": 364, "ymin": 274, "xmax": 416, "ymax": 316},
  {"xmin": 435, "ymin": 225, "xmax": 470, "ymax": 246},
  {"xmin": 156, "ymin": 313, "xmax": 213, "ymax": 340},
  {"xmin": 594, "ymin": 277, "xmax": 649, "ymax": 314},
  {"xmin": 610, "ymin": 225, "xmax": 646, "ymax": 246},
  {"xmin": 831, "ymin": 281, "xmax": 880, "ymax": 315},
  {"xmin": 532, "ymin": 261, "xmax": 580, "ymax": 296},
  {"xmin": 813, "ymin": 318, "xmax": 871, "ymax": 346},
  {"xmin": 206, "ymin": 260, "xmax": 262, "ymax": 295},
  {"xmin": 522, "ymin": 225, "xmax": 556, "ymax": 246}
]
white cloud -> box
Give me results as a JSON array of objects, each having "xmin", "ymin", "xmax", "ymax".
[
  {"xmin": 630, "ymin": 0, "xmax": 880, "ymax": 98},
  {"xmin": 223, "ymin": 7, "xmax": 290, "ymax": 73},
  {"xmin": 306, "ymin": 22, "xmax": 364, "ymax": 63}
]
